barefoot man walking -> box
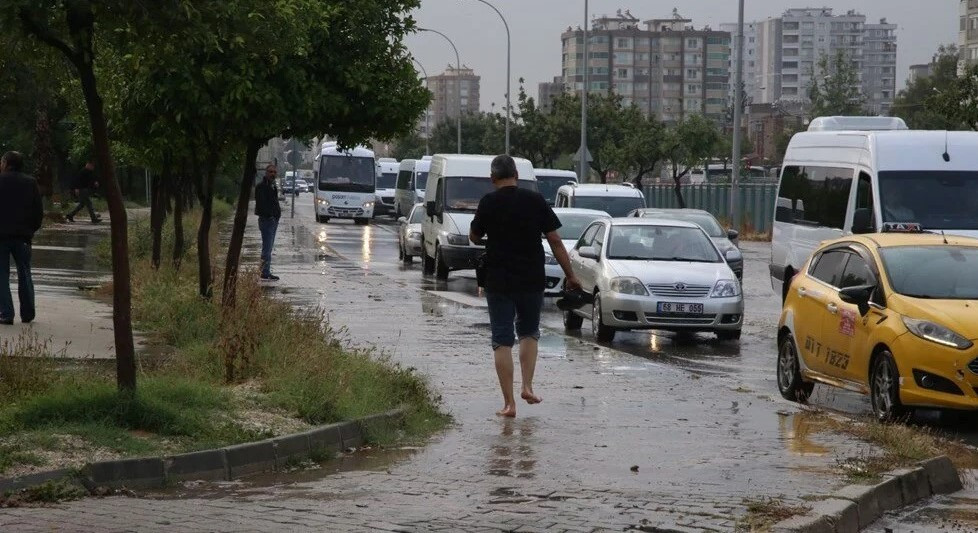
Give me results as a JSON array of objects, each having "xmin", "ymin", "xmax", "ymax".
[{"xmin": 470, "ymin": 155, "xmax": 580, "ymax": 417}]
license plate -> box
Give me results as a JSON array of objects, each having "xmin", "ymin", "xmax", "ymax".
[{"xmin": 657, "ymin": 302, "xmax": 704, "ymax": 314}]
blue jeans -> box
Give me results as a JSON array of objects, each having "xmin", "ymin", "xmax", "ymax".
[
  {"xmin": 486, "ymin": 292, "xmax": 544, "ymax": 349},
  {"xmin": 0, "ymin": 239, "xmax": 35, "ymax": 322},
  {"xmin": 258, "ymin": 216, "xmax": 279, "ymax": 277}
]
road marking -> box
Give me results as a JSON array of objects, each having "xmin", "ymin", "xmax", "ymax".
[
  {"xmin": 33, "ymin": 245, "xmax": 85, "ymax": 252},
  {"xmin": 426, "ymin": 291, "xmax": 487, "ymax": 308}
]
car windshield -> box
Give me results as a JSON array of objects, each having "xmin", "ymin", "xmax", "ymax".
[
  {"xmin": 878, "ymin": 171, "xmax": 978, "ymax": 230},
  {"xmin": 377, "ymin": 172, "xmax": 397, "ymax": 189},
  {"xmin": 319, "ymin": 156, "xmax": 375, "ymax": 192},
  {"xmin": 414, "ymin": 171, "xmax": 429, "ymax": 191},
  {"xmin": 409, "ymin": 207, "xmax": 425, "ymax": 224},
  {"xmin": 607, "ymin": 225, "xmax": 721, "ymax": 262},
  {"xmin": 444, "ymin": 177, "xmax": 535, "ymax": 212},
  {"xmin": 880, "ymin": 245, "xmax": 978, "ymax": 299},
  {"xmin": 643, "ymin": 212, "xmax": 724, "ymax": 237},
  {"xmin": 573, "ymin": 195, "xmax": 645, "ymax": 217},
  {"xmin": 556, "ymin": 213, "xmax": 605, "ymax": 240},
  {"xmin": 536, "ymin": 175, "xmax": 575, "ymax": 205}
]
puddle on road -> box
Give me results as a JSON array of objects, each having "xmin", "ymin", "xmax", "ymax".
[{"xmin": 778, "ymin": 411, "xmax": 832, "ymax": 457}]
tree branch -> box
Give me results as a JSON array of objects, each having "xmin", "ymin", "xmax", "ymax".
[{"xmin": 17, "ymin": 9, "xmax": 78, "ymax": 65}]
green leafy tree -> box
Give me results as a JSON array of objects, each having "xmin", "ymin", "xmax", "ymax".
[
  {"xmin": 392, "ymin": 131, "xmax": 428, "ymax": 160},
  {"xmin": 660, "ymin": 114, "xmax": 721, "ymax": 207},
  {"xmin": 891, "ymin": 45, "xmax": 962, "ymax": 129},
  {"xmin": 430, "ymin": 112, "xmax": 505, "ymax": 154},
  {"xmin": 603, "ymin": 108, "xmax": 665, "ymax": 189},
  {"xmin": 808, "ymin": 50, "xmax": 867, "ymax": 117},
  {"xmin": 928, "ymin": 62, "xmax": 978, "ymax": 131}
]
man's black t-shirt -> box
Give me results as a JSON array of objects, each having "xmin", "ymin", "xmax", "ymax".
[{"xmin": 470, "ymin": 186, "xmax": 561, "ymax": 293}]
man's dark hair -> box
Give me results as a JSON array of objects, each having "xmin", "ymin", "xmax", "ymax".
[
  {"xmin": 1, "ymin": 151, "xmax": 24, "ymax": 172},
  {"xmin": 490, "ymin": 154, "xmax": 517, "ymax": 181}
]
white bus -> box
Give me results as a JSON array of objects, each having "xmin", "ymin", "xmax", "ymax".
[
  {"xmin": 375, "ymin": 158, "xmax": 399, "ymax": 217},
  {"xmin": 770, "ymin": 116, "xmax": 978, "ymax": 301},
  {"xmin": 314, "ymin": 142, "xmax": 376, "ymax": 225}
]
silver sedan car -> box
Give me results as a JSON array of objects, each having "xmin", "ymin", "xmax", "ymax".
[
  {"xmin": 398, "ymin": 203, "xmax": 425, "ymax": 263},
  {"xmin": 565, "ymin": 218, "xmax": 744, "ymax": 342}
]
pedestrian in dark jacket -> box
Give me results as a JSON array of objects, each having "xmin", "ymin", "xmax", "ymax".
[
  {"xmin": 0, "ymin": 151, "xmax": 44, "ymax": 325},
  {"xmin": 66, "ymin": 160, "xmax": 102, "ymax": 223},
  {"xmin": 255, "ymin": 164, "xmax": 282, "ymax": 281}
]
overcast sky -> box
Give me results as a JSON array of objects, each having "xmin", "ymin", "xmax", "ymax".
[{"xmin": 406, "ymin": 1, "xmax": 958, "ymax": 112}]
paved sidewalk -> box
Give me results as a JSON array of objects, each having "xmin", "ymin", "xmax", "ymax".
[{"xmin": 0, "ymin": 211, "xmax": 883, "ymax": 532}]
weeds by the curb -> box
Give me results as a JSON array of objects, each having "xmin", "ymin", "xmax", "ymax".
[
  {"xmin": 0, "ymin": 479, "xmax": 86, "ymax": 507},
  {"xmin": 736, "ymin": 496, "xmax": 811, "ymax": 532}
]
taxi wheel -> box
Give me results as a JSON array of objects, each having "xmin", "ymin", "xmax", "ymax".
[
  {"xmin": 870, "ymin": 351, "xmax": 909, "ymax": 422},
  {"xmin": 591, "ymin": 295, "xmax": 616, "ymax": 342},
  {"xmin": 434, "ymin": 246, "xmax": 450, "ymax": 280},
  {"xmin": 777, "ymin": 334, "xmax": 814, "ymax": 403},
  {"xmin": 564, "ymin": 309, "xmax": 583, "ymax": 331}
]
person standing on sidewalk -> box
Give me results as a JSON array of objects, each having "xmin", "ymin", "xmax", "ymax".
[
  {"xmin": 470, "ymin": 155, "xmax": 581, "ymax": 418},
  {"xmin": 66, "ymin": 160, "xmax": 102, "ymax": 223},
  {"xmin": 255, "ymin": 164, "xmax": 282, "ymax": 281},
  {"xmin": 0, "ymin": 151, "xmax": 44, "ymax": 325}
]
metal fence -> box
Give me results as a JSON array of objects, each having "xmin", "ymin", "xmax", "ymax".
[{"xmin": 643, "ymin": 182, "xmax": 779, "ymax": 234}]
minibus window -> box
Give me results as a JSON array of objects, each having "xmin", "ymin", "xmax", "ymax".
[
  {"xmin": 878, "ymin": 171, "xmax": 978, "ymax": 230},
  {"xmin": 776, "ymin": 165, "xmax": 852, "ymax": 229}
]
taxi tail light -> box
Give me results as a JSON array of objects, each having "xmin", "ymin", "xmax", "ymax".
[{"xmin": 912, "ymin": 370, "xmax": 964, "ymax": 396}]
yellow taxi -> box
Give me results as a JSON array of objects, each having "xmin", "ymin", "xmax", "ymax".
[{"xmin": 777, "ymin": 228, "xmax": 978, "ymax": 420}]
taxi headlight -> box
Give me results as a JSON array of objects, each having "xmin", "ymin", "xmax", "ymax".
[
  {"xmin": 609, "ymin": 277, "xmax": 649, "ymax": 296},
  {"xmin": 544, "ymin": 252, "xmax": 559, "ymax": 265},
  {"xmin": 446, "ymin": 233, "xmax": 469, "ymax": 246},
  {"xmin": 711, "ymin": 279, "xmax": 741, "ymax": 298},
  {"xmin": 902, "ymin": 317, "xmax": 973, "ymax": 350}
]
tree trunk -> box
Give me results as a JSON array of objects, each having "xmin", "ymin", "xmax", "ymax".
[
  {"xmin": 77, "ymin": 62, "xmax": 137, "ymax": 392},
  {"xmin": 222, "ymin": 140, "xmax": 263, "ymax": 309},
  {"xmin": 32, "ymin": 106, "xmax": 55, "ymax": 199},
  {"xmin": 150, "ymin": 155, "xmax": 170, "ymax": 270},
  {"xmin": 197, "ymin": 166, "xmax": 216, "ymax": 299},
  {"xmin": 173, "ymin": 185, "xmax": 185, "ymax": 269},
  {"xmin": 671, "ymin": 163, "xmax": 687, "ymax": 209}
]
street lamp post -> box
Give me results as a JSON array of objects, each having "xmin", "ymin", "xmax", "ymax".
[
  {"xmin": 578, "ymin": 0, "xmax": 590, "ymax": 182},
  {"xmin": 412, "ymin": 58, "xmax": 431, "ymax": 156},
  {"xmin": 730, "ymin": 0, "xmax": 745, "ymax": 231},
  {"xmin": 469, "ymin": 0, "xmax": 511, "ymax": 155},
  {"xmin": 419, "ymin": 28, "xmax": 462, "ymax": 154}
]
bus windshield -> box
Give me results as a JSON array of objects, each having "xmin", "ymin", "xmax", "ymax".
[
  {"xmin": 377, "ymin": 172, "xmax": 397, "ymax": 189},
  {"xmin": 443, "ymin": 177, "xmax": 535, "ymax": 212},
  {"xmin": 319, "ymin": 156, "xmax": 375, "ymax": 193},
  {"xmin": 878, "ymin": 171, "xmax": 978, "ymax": 230}
]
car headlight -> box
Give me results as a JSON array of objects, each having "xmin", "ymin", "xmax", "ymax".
[
  {"xmin": 316, "ymin": 198, "xmax": 330, "ymax": 206},
  {"xmin": 362, "ymin": 201, "xmax": 374, "ymax": 208},
  {"xmin": 902, "ymin": 317, "xmax": 973, "ymax": 350},
  {"xmin": 711, "ymin": 279, "xmax": 741, "ymax": 298},
  {"xmin": 609, "ymin": 277, "xmax": 649, "ymax": 296},
  {"xmin": 545, "ymin": 252, "xmax": 558, "ymax": 265},
  {"xmin": 408, "ymin": 231, "xmax": 422, "ymax": 239},
  {"xmin": 446, "ymin": 233, "xmax": 469, "ymax": 246}
]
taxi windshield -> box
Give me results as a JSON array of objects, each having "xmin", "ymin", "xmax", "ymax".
[
  {"xmin": 878, "ymin": 171, "xmax": 978, "ymax": 230},
  {"xmin": 607, "ymin": 225, "xmax": 721, "ymax": 262},
  {"xmin": 880, "ymin": 245, "xmax": 978, "ymax": 299}
]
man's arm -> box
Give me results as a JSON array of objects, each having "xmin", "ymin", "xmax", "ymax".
[
  {"xmin": 30, "ymin": 181, "xmax": 43, "ymax": 233},
  {"xmin": 545, "ymin": 231, "xmax": 580, "ymax": 291},
  {"xmin": 469, "ymin": 196, "xmax": 487, "ymax": 244}
]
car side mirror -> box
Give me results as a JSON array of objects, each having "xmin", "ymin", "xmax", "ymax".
[
  {"xmin": 398, "ymin": 217, "xmax": 407, "ymax": 224},
  {"xmin": 725, "ymin": 249, "xmax": 740, "ymax": 262},
  {"xmin": 425, "ymin": 201, "xmax": 437, "ymax": 218},
  {"xmin": 839, "ymin": 284, "xmax": 875, "ymax": 316},
  {"xmin": 852, "ymin": 208, "xmax": 875, "ymax": 235},
  {"xmin": 578, "ymin": 246, "xmax": 599, "ymax": 260},
  {"xmin": 726, "ymin": 228, "xmax": 739, "ymax": 242}
]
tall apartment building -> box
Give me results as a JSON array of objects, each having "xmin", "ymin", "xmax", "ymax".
[
  {"xmin": 960, "ymin": 0, "xmax": 978, "ymax": 70},
  {"xmin": 560, "ymin": 10, "xmax": 731, "ymax": 123},
  {"xmin": 722, "ymin": 8, "xmax": 897, "ymax": 115},
  {"xmin": 537, "ymin": 76, "xmax": 565, "ymax": 113},
  {"xmin": 427, "ymin": 65, "xmax": 481, "ymax": 127}
]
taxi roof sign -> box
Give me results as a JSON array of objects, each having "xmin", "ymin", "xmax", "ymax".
[{"xmin": 882, "ymin": 222, "xmax": 923, "ymax": 233}]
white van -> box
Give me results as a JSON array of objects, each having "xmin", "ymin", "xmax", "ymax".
[
  {"xmin": 553, "ymin": 183, "xmax": 647, "ymax": 218},
  {"xmin": 314, "ymin": 142, "xmax": 376, "ymax": 225},
  {"xmin": 770, "ymin": 116, "xmax": 978, "ymax": 301},
  {"xmin": 421, "ymin": 154, "xmax": 537, "ymax": 280},
  {"xmin": 394, "ymin": 156, "xmax": 432, "ymax": 218},
  {"xmin": 534, "ymin": 169, "xmax": 578, "ymax": 206},
  {"xmin": 375, "ymin": 158, "xmax": 399, "ymax": 217}
]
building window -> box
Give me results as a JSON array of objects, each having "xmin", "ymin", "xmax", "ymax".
[
  {"xmin": 687, "ymin": 38, "xmax": 700, "ymax": 48},
  {"xmin": 616, "ymin": 37, "xmax": 633, "ymax": 49},
  {"xmin": 686, "ymin": 69, "xmax": 700, "ymax": 79},
  {"xmin": 617, "ymin": 68, "xmax": 630, "ymax": 79},
  {"xmin": 614, "ymin": 51, "xmax": 633, "ymax": 63},
  {"xmin": 686, "ymin": 83, "xmax": 701, "ymax": 93}
]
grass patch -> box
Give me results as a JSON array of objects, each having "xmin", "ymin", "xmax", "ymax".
[
  {"xmin": 737, "ymin": 497, "xmax": 811, "ymax": 532},
  {"xmin": 0, "ymin": 479, "xmax": 87, "ymax": 507}
]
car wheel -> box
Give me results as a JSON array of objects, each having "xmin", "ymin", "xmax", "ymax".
[
  {"xmin": 403, "ymin": 252, "xmax": 413, "ymax": 264},
  {"xmin": 435, "ymin": 245, "xmax": 450, "ymax": 280},
  {"xmin": 591, "ymin": 294, "xmax": 615, "ymax": 342},
  {"xmin": 398, "ymin": 240, "xmax": 404, "ymax": 260},
  {"xmin": 354, "ymin": 218, "xmax": 368, "ymax": 226},
  {"xmin": 564, "ymin": 308, "xmax": 584, "ymax": 331},
  {"xmin": 315, "ymin": 214, "xmax": 323, "ymax": 223},
  {"xmin": 422, "ymin": 241, "xmax": 435, "ymax": 274},
  {"xmin": 871, "ymin": 350, "xmax": 909, "ymax": 422},
  {"xmin": 717, "ymin": 329, "xmax": 742, "ymax": 341},
  {"xmin": 777, "ymin": 333, "xmax": 814, "ymax": 403}
]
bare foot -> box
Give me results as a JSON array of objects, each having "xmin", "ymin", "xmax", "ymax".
[
  {"xmin": 496, "ymin": 405, "xmax": 517, "ymax": 417},
  {"xmin": 521, "ymin": 391, "xmax": 542, "ymax": 405}
]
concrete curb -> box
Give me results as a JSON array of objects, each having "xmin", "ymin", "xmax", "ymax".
[
  {"xmin": 771, "ymin": 455, "xmax": 962, "ymax": 532},
  {"xmin": 0, "ymin": 407, "xmax": 406, "ymax": 495}
]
